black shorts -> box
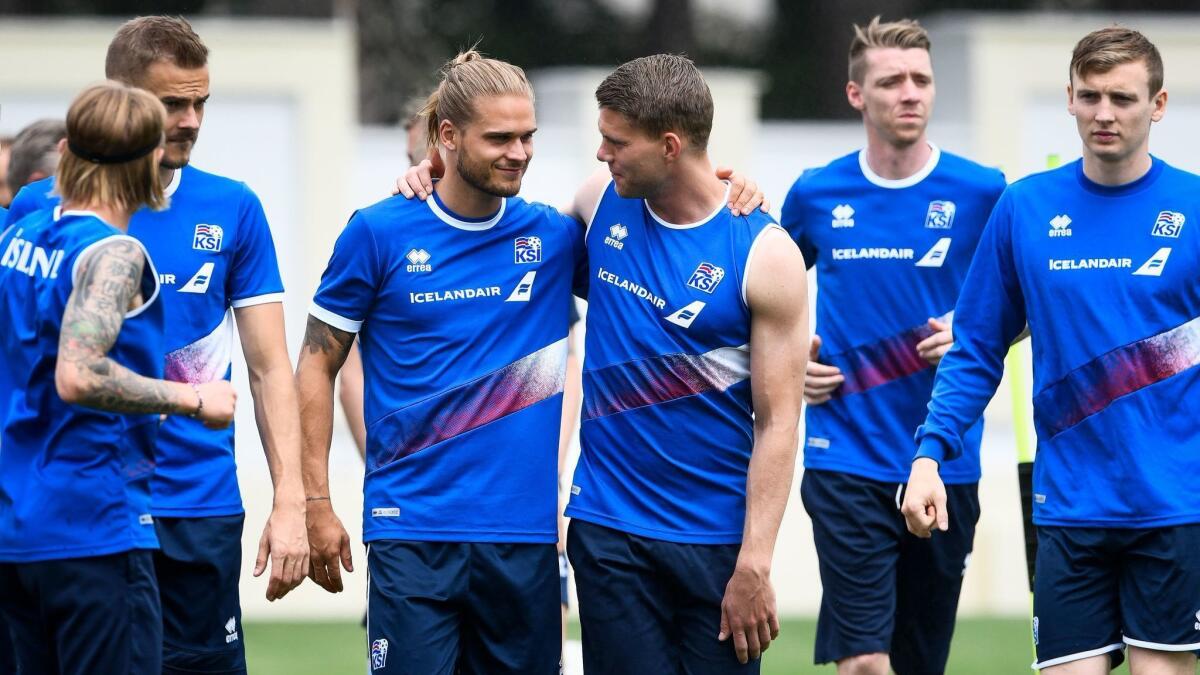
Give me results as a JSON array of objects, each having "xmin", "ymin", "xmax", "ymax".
[
  {"xmin": 367, "ymin": 539, "xmax": 560, "ymax": 674},
  {"xmin": 1032, "ymin": 524, "xmax": 1200, "ymax": 670},
  {"xmin": 800, "ymin": 469, "xmax": 980, "ymax": 674},
  {"xmin": 0, "ymin": 550, "xmax": 161, "ymax": 675},
  {"xmin": 567, "ymin": 519, "xmax": 759, "ymax": 675},
  {"xmin": 154, "ymin": 514, "xmax": 247, "ymax": 674}
]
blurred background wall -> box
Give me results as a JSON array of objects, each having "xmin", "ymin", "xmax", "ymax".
[{"xmin": 2, "ymin": 1, "xmax": 1199, "ymax": 622}]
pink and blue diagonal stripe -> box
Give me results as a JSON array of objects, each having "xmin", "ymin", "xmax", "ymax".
[{"xmin": 584, "ymin": 345, "xmax": 750, "ymax": 420}]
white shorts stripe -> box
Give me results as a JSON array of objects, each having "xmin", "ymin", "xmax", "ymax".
[
  {"xmin": 1032, "ymin": 642, "xmax": 1124, "ymax": 670},
  {"xmin": 1123, "ymin": 635, "xmax": 1200, "ymax": 651}
]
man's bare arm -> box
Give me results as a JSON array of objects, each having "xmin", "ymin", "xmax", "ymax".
[
  {"xmin": 56, "ymin": 239, "xmax": 231, "ymax": 422},
  {"xmin": 295, "ymin": 313, "xmax": 357, "ymax": 592},
  {"xmin": 233, "ymin": 302, "xmax": 309, "ymax": 600},
  {"xmin": 719, "ymin": 227, "xmax": 808, "ymax": 664}
]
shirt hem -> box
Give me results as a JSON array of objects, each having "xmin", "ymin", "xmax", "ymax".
[
  {"xmin": 564, "ymin": 509, "xmax": 743, "ymax": 544},
  {"xmin": 1033, "ymin": 513, "xmax": 1200, "ymax": 529},
  {"xmin": 363, "ymin": 529, "xmax": 557, "ymax": 544},
  {"xmin": 151, "ymin": 504, "xmax": 245, "ymax": 518},
  {"xmin": 803, "ymin": 460, "xmax": 980, "ymax": 485},
  {"xmin": 0, "ymin": 539, "xmax": 158, "ymax": 563}
]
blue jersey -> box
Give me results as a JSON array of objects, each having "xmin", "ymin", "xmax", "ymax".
[
  {"xmin": 0, "ymin": 209, "xmax": 164, "ymax": 561},
  {"xmin": 917, "ymin": 157, "xmax": 1200, "ymax": 527},
  {"xmin": 312, "ymin": 192, "xmax": 585, "ymax": 543},
  {"xmin": 782, "ymin": 146, "xmax": 1005, "ymax": 484},
  {"xmin": 9, "ymin": 168, "xmax": 284, "ymax": 517},
  {"xmin": 565, "ymin": 181, "xmax": 778, "ymax": 544}
]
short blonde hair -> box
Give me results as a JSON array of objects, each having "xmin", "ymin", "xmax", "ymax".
[
  {"xmin": 57, "ymin": 81, "xmax": 167, "ymax": 213},
  {"xmin": 1071, "ymin": 26, "xmax": 1163, "ymax": 95},
  {"xmin": 422, "ymin": 49, "xmax": 534, "ymax": 150},
  {"xmin": 848, "ymin": 16, "xmax": 931, "ymax": 83}
]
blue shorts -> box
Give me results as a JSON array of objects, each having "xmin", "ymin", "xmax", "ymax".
[
  {"xmin": 0, "ymin": 550, "xmax": 162, "ymax": 675},
  {"xmin": 367, "ymin": 540, "xmax": 560, "ymax": 674},
  {"xmin": 800, "ymin": 469, "xmax": 980, "ymax": 673},
  {"xmin": 154, "ymin": 514, "xmax": 247, "ymax": 674},
  {"xmin": 1032, "ymin": 524, "xmax": 1200, "ymax": 670},
  {"xmin": 567, "ymin": 519, "xmax": 759, "ymax": 675}
]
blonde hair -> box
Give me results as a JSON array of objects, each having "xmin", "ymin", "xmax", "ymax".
[
  {"xmin": 422, "ymin": 49, "xmax": 534, "ymax": 151},
  {"xmin": 848, "ymin": 16, "xmax": 931, "ymax": 83},
  {"xmin": 57, "ymin": 81, "xmax": 167, "ymax": 213},
  {"xmin": 1071, "ymin": 26, "xmax": 1163, "ymax": 95}
]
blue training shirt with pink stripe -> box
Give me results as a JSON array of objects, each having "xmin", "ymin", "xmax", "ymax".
[
  {"xmin": 565, "ymin": 180, "xmax": 778, "ymax": 544},
  {"xmin": 917, "ymin": 157, "xmax": 1200, "ymax": 527}
]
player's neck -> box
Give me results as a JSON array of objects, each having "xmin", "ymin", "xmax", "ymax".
[
  {"xmin": 61, "ymin": 200, "xmax": 132, "ymax": 232},
  {"xmin": 158, "ymin": 167, "xmax": 175, "ymax": 191},
  {"xmin": 644, "ymin": 158, "xmax": 727, "ymax": 226},
  {"xmin": 864, "ymin": 134, "xmax": 932, "ymax": 180},
  {"xmin": 1081, "ymin": 149, "xmax": 1153, "ymax": 187},
  {"xmin": 433, "ymin": 171, "xmax": 503, "ymax": 219}
]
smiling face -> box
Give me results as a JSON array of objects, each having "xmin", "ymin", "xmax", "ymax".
[
  {"xmin": 136, "ymin": 59, "xmax": 210, "ymax": 170},
  {"xmin": 443, "ymin": 93, "xmax": 535, "ymax": 198},
  {"xmin": 847, "ymin": 47, "xmax": 935, "ymax": 149},
  {"xmin": 1068, "ymin": 59, "xmax": 1166, "ymax": 168}
]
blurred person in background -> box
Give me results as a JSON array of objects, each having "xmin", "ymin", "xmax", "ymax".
[
  {"xmin": 780, "ymin": 16, "xmax": 1005, "ymax": 675},
  {"xmin": 0, "ymin": 135, "xmax": 14, "ymax": 206},
  {"xmin": 0, "ymin": 80, "xmax": 236, "ymax": 675},
  {"xmin": 6, "ymin": 16, "xmax": 308, "ymax": 675},
  {"xmin": 7, "ymin": 119, "xmax": 66, "ymax": 201}
]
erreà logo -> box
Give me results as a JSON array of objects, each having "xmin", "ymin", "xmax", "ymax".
[
  {"xmin": 405, "ymin": 248, "xmax": 432, "ymax": 272},
  {"xmin": 915, "ymin": 238, "xmax": 952, "ymax": 268},
  {"xmin": 664, "ymin": 301, "xmax": 706, "ymax": 329},
  {"xmin": 831, "ymin": 204, "xmax": 855, "ymax": 228},
  {"xmin": 224, "ymin": 616, "xmax": 238, "ymax": 644},
  {"xmin": 1049, "ymin": 214, "xmax": 1072, "ymax": 237},
  {"xmin": 605, "ymin": 223, "xmax": 628, "ymax": 250},
  {"xmin": 1133, "ymin": 247, "xmax": 1171, "ymax": 276}
]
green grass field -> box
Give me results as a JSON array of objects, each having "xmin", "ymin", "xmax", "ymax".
[{"xmin": 242, "ymin": 617, "xmax": 1135, "ymax": 673}]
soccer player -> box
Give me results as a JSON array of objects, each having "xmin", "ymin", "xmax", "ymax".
[
  {"xmin": 902, "ymin": 27, "xmax": 1199, "ymax": 675},
  {"xmin": 298, "ymin": 50, "xmax": 587, "ymax": 674},
  {"xmin": 7, "ymin": 16, "xmax": 308, "ymax": 674},
  {"xmin": 0, "ymin": 81, "xmax": 236, "ymax": 675},
  {"xmin": 7, "ymin": 119, "xmax": 66, "ymax": 199},
  {"xmin": 780, "ymin": 17, "xmax": 1005, "ymax": 675},
  {"xmin": 561, "ymin": 54, "xmax": 808, "ymax": 674}
]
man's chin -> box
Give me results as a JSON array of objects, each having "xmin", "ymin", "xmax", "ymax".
[{"xmin": 160, "ymin": 154, "xmax": 191, "ymax": 171}]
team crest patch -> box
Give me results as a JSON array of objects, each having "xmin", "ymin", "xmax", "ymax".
[
  {"xmin": 924, "ymin": 201, "xmax": 956, "ymax": 229},
  {"xmin": 687, "ymin": 262, "xmax": 725, "ymax": 294},
  {"xmin": 192, "ymin": 224, "xmax": 224, "ymax": 252},
  {"xmin": 1151, "ymin": 211, "xmax": 1185, "ymax": 238},
  {"xmin": 371, "ymin": 638, "xmax": 389, "ymax": 670},
  {"xmin": 514, "ymin": 236, "xmax": 542, "ymax": 263}
]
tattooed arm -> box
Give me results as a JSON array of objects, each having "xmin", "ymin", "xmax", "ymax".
[
  {"xmin": 294, "ymin": 314, "xmax": 356, "ymax": 592},
  {"xmin": 55, "ymin": 238, "xmax": 236, "ymax": 427}
]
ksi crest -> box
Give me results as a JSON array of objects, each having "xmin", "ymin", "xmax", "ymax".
[
  {"xmin": 370, "ymin": 638, "xmax": 389, "ymax": 671},
  {"xmin": 193, "ymin": 223, "xmax": 224, "ymax": 252},
  {"xmin": 924, "ymin": 201, "xmax": 956, "ymax": 229},
  {"xmin": 687, "ymin": 262, "xmax": 725, "ymax": 294},
  {"xmin": 514, "ymin": 236, "xmax": 542, "ymax": 263}
]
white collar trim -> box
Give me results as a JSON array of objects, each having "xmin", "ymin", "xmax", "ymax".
[
  {"xmin": 858, "ymin": 142, "xmax": 940, "ymax": 189},
  {"xmin": 164, "ymin": 168, "xmax": 183, "ymax": 197},
  {"xmin": 427, "ymin": 194, "xmax": 506, "ymax": 231},
  {"xmin": 644, "ymin": 181, "xmax": 732, "ymax": 230}
]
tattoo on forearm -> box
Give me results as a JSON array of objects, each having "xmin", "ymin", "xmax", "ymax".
[
  {"xmin": 302, "ymin": 314, "xmax": 355, "ymax": 361},
  {"xmin": 58, "ymin": 240, "xmax": 179, "ymax": 414}
]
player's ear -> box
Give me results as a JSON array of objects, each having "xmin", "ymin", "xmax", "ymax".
[
  {"xmin": 846, "ymin": 80, "xmax": 864, "ymax": 112},
  {"xmin": 1150, "ymin": 88, "xmax": 1167, "ymax": 123},
  {"xmin": 1065, "ymin": 81, "xmax": 1076, "ymax": 116},
  {"xmin": 662, "ymin": 132, "xmax": 683, "ymax": 162},
  {"xmin": 438, "ymin": 119, "xmax": 458, "ymax": 152}
]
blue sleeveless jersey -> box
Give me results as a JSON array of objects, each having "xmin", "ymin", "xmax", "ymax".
[
  {"xmin": 918, "ymin": 157, "xmax": 1200, "ymax": 527},
  {"xmin": 0, "ymin": 209, "xmax": 164, "ymax": 561},
  {"xmin": 565, "ymin": 181, "xmax": 778, "ymax": 544},
  {"xmin": 782, "ymin": 146, "xmax": 1006, "ymax": 484},
  {"xmin": 8, "ymin": 167, "xmax": 284, "ymax": 517},
  {"xmin": 312, "ymin": 192, "xmax": 586, "ymax": 543}
]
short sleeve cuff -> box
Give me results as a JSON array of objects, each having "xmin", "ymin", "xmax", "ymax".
[{"xmin": 308, "ymin": 302, "xmax": 363, "ymax": 333}]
